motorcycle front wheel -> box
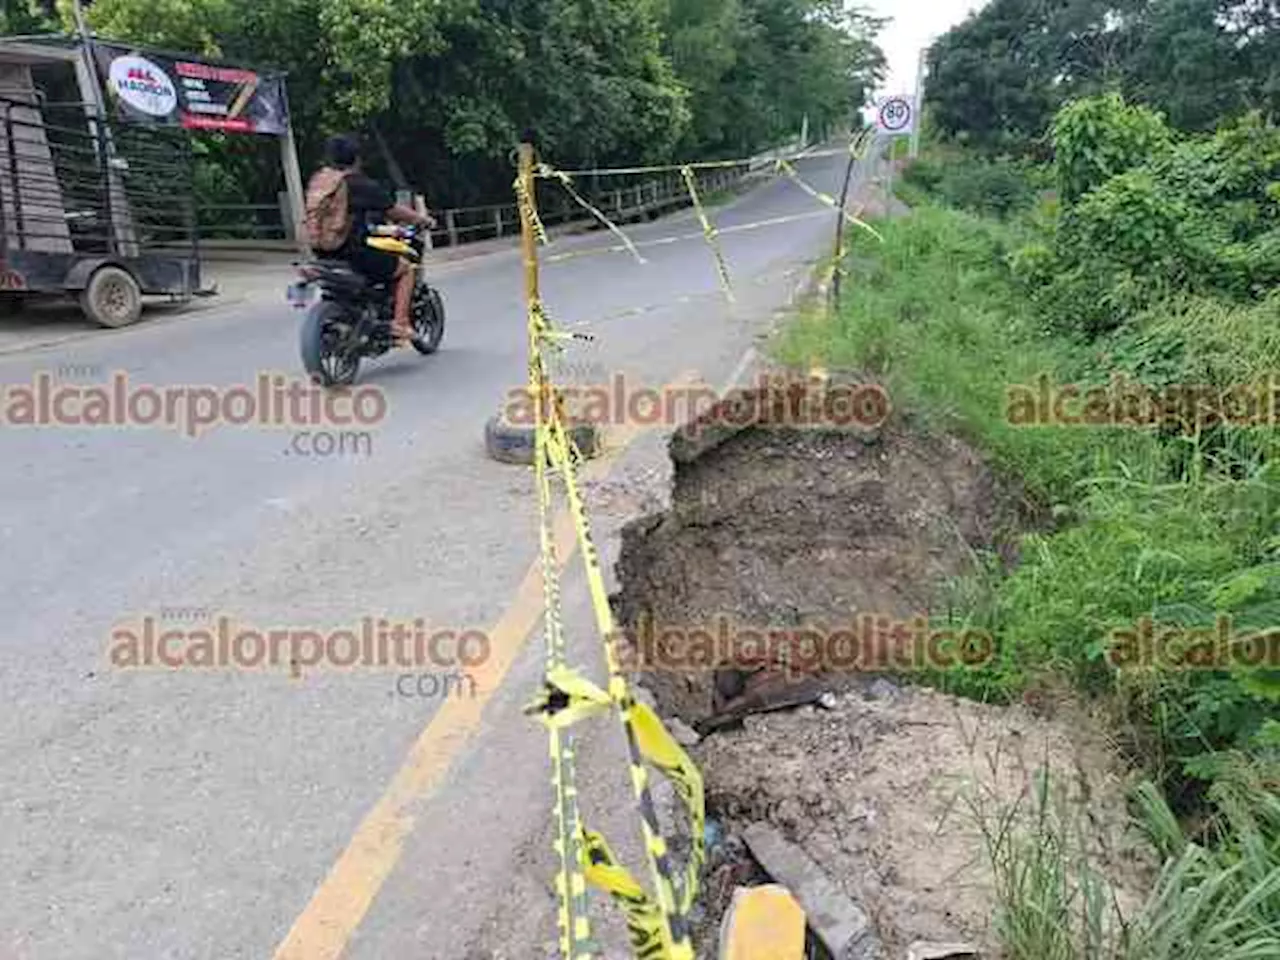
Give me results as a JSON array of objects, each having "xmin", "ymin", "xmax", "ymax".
[
  {"xmin": 301, "ymin": 300, "xmax": 361, "ymax": 387},
  {"xmin": 411, "ymin": 284, "xmax": 445, "ymax": 355}
]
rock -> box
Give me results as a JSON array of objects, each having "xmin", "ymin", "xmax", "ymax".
[
  {"xmin": 669, "ymin": 717, "xmax": 701, "ymax": 747},
  {"xmin": 719, "ymin": 884, "xmax": 806, "ymax": 960},
  {"xmin": 704, "ymin": 818, "xmax": 725, "ymax": 850},
  {"xmin": 868, "ymin": 678, "xmax": 899, "ymax": 701},
  {"xmin": 818, "ymin": 691, "xmax": 839, "ymax": 710},
  {"xmin": 905, "ymin": 943, "xmax": 980, "ymax": 960},
  {"xmin": 742, "ymin": 823, "xmax": 882, "ymax": 960}
]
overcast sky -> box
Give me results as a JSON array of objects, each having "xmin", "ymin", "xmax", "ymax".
[{"xmin": 863, "ymin": 0, "xmax": 988, "ymax": 97}]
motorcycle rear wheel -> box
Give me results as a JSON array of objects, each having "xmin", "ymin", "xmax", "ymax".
[{"xmin": 301, "ymin": 300, "xmax": 361, "ymax": 387}]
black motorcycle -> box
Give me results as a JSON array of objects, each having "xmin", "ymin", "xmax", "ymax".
[{"xmin": 289, "ymin": 224, "xmax": 445, "ymax": 387}]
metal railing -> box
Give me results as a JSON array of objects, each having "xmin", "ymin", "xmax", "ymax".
[{"xmin": 190, "ymin": 138, "xmax": 806, "ymax": 251}]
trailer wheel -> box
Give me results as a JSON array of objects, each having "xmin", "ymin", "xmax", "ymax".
[{"xmin": 81, "ymin": 266, "xmax": 142, "ymax": 328}]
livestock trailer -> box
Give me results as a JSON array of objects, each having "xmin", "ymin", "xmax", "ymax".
[{"xmin": 0, "ymin": 42, "xmax": 206, "ymax": 327}]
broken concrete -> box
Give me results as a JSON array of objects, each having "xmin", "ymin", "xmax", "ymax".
[{"xmin": 742, "ymin": 822, "xmax": 881, "ymax": 960}]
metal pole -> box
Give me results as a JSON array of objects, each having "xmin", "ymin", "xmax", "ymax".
[
  {"xmin": 910, "ymin": 47, "xmax": 927, "ymax": 159},
  {"xmin": 884, "ymin": 137, "xmax": 894, "ymax": 212},
  {"xmin": 278, "ymin": 86, "xmax": 309, "ymax": 257},
  {"xmin": 70, "ymin": 0, "xmax": 136, "ymax": 255},
  {"xmin": 69, "ymin": 0, "xmax": 109, "ymax": 115},
  {"xmin": 830, "ymin": 135, "xmax": 859, "ymax": 311},
  {"xmin": 518, "ymin": 141, "xmax": 540, "ymax": 306}
]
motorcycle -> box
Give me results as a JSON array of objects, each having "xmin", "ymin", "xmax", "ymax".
[{"xmin": 288, "ymin": 223, "xmax": 445, "ymax": 387}]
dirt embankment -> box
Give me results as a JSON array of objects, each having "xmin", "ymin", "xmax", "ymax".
[
  {"xmin": 613, "ymin": 403, "xmax": 1029, "ymax": 728},
  {"xmin": 609, "ymin": 387, "xmax": 1154, "ymax": 957}
]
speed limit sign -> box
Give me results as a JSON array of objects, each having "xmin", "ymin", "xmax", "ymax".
[{"xmin": 875, "ymin": 95, "xmax": 915, "ymax": 135}]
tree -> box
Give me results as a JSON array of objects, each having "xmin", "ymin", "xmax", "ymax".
[
  {"xmin": 926, "ymin": 0, "xmax": 1280, "ymax": 150},
  {"xmin": 56, "ymin": 0, "xmax": 887, "ymax": 209}
]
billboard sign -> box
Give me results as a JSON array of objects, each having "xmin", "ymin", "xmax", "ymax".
[{"xmin": 93, "ymin": 43, "xmax": 288, "ymax": 136}]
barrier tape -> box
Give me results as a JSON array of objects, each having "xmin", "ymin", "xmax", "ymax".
[
  {"xmin": 516, "ymin": 132, "xmax": 877, "ymax": 955},
  {"xmin": 514, "ymin": 173, "xmax": 550, "ymax": 246},
  {"xmin": 542, "ymin": 209, "xmax": 830, "ymax": 266},
  {"xmin": 532, "ymin": 141, "xmax": 847, "ymax": 179},
  {"xmin": 537, "ymin": 163, "xmax": 647, "ymax": 264},
  {"xmin": 515, "ymin": 169, "xmax": 705, "ymax": 960},
  {"xmin": 680, "ymin": 165, "xmax": 734, "ymax": 304},
  {"xmin": 774, "ymin": 157, "xmax": 884, "ymax": 243}
]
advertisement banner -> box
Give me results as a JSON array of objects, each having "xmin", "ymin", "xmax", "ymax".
[{"xmin": 92, "ymin": 43, "xmax": 288, "ymax": 136}]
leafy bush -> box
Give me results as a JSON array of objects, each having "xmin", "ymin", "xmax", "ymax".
[
  {"xmin": 901, "ymin": 155, "xmax": 1038, "ymax": 219},
  {"xmin": 1053, "ymin": 93, "xmax": 1173, "ymax": 206},
  {"xmin": 1027, "ymin": 100, "xmax": 1280, "ymax": 338}
]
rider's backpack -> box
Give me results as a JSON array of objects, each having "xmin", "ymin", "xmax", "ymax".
[{"xmin": 304, "ymin": 167, "xmax": 351, "ymax": 253}]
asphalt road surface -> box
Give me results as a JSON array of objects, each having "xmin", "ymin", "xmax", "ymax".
[{"xmin": 1, "ymin": 148, "xmax": 863, "ymax": 959}]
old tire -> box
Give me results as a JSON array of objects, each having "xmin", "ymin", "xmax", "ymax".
[
  {"xmin": 484, "ymin": 412, "xmax": 600, "ymax": 466},
  {"xmin": 80, "ymin": 266, "xmax": 142, "ymax": 328}
]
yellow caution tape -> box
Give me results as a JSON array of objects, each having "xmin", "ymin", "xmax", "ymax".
[
  {"xmin": 533, "ymin": 141, "xmax": 863, "ymax": 179},
  {"xmin": 517, "ymin": 131, "xmax": 876, "ymax": 957},
  {"xmin": 516, "ymin": 152, "xmax": 706, "ymax": 960},
  {"xmin": 680, "ymin": 165, "xmax": 734, "ymax": 304},
  {"xmin": 774, "ymin": 157, "xmax": 884, "ymax": 243},
  {"xmin": 542, "ymin": 210, "xmax": 830, "ymax": 267},
  {"xmin": 514, "ymin": 173, "xmax": 550, "ymax": 246},
  {"xmin": 537, "ymin": 163, "xmax": 647, "ymax": 264}
]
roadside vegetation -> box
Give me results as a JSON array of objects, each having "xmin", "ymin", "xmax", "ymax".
[{"xmin": 779, "ymin": 1, "xmax": 1280, "ymax": 949}]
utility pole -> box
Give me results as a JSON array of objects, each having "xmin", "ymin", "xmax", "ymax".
[
  {"xmin": 69, "ymin": 0, "xmax": 110, "ymax": 117},
  {"xmin": 910, "ymin": 46, "xmax": 927, "ymax": 160}
]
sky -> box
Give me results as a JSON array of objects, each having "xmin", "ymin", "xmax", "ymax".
[{"xmin": 862, "ymin": 0, "xmax": 988, "ymax": 99}]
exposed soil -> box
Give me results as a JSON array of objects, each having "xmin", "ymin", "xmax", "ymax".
[
  {"xmin": 612, "ymin": 390, "xmax": 1030, "ymax": 728},
  {"xmin": 688, "ymin": 681, "xmax": 1156, "ymax": 958},
  {"xmin": 610, "ymin": 387, "xmax": 1155, "ymax": 957}
]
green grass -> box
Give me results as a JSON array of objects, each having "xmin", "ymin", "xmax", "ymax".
[
  {"xmin": 974, "ymin": 759, "xmax": 1280, "ymax": 960},
  {"xmin": 774, "ymin": 197, "xmax": 1280, "ymax": 953},
  {"xmin": 777, "ymin": 205, "xmax": 1161, "ymax": 504}
]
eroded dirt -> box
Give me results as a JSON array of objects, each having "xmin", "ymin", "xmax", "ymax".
[
  {"xmin": 613, "ymin": 400, "xmax": 1029, "ymax": 728},
  {"xmin": 687, "ymin": 681, "xmax": 1156, "ymax": 958},
  {"xmin": 611, "ymin": 395, "xmax": 1152, "ymax": 957}
]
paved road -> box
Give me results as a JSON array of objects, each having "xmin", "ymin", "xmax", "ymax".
[{"xmin": 1, "ymin": 149, "xmax": 858, "ymax": 959}]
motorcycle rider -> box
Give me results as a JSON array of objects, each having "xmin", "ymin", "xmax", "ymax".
[{"xmin": 311, "ymin": 134, "xmax": 435, "ymax": 346}]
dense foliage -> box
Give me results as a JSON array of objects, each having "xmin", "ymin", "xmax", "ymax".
[
  {"xmin": 925, "ymin": 0, "xmax": 1280, "ymax": 154},
  {"xmin": 5, "ymin": 0, "xmax": 886, "ymax": 207}
]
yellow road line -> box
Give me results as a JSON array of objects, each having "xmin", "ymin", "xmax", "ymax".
[{"xmin": 271, "ymin": 371, "xmax": 700, "ymax": 960}]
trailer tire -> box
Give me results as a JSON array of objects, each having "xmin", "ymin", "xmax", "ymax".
[{"xmin": 81, "ymin": 266, "xmax": 142, "ymax": 328}]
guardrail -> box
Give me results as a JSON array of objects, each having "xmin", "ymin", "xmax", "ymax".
[{"xmin": 193, "ymin": 137, "xmax": 807, "ymax": 252}]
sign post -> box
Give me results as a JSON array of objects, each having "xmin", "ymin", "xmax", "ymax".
[
  {"xmin": 910, "ymin": 49, "xmax": 927, "ymax": 159},
  {"xmin": 874, "ymin": 94, "xmax": 915, "ymax": 211}
]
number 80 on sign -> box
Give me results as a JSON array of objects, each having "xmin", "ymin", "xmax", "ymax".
[{"xmin": 875, "ymin": 95, "xmax": 915, "ymax": 135}]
